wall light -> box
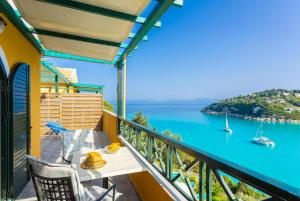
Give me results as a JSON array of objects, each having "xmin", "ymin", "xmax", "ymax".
[{"xmin": 0, "ymin": 17, "xmax": 7, "ymax": 34}]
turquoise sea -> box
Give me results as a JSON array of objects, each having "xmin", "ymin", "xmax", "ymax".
[{"xmin": 124, "ymin": 103, "xmax": 300, "ymax": 191}]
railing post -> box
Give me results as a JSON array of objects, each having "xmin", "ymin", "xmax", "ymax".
[
  {"xmin": 199, "ymin": 161, "xmax": 205, "ymax": 201},
  {"xmin": 147, "ymin": 135, "xmax": 153, "ymax": 162},
  {"xmin": 166, "ymin": 144, "xmax": 173, "ymax": 180},
  {"xmin": 136, "ymin": 129, "xmax": 141, "ymax": 151},
  {"xmin": 206, "ymin": 165, "xmax": 212, "ymax": 201}
]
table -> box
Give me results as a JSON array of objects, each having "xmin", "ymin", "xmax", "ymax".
[{"xmin": 72, "ymin": 147, "xmax": 146, "ymax": 188}]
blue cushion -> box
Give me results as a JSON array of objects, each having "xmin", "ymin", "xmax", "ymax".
[{"xmin": 46, "ymin": 121, "xmax": 68, "ymax": 134}]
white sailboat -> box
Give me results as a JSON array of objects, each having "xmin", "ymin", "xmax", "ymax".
[
  {"xmin": 224, "ymin": 112, "xmax": 233, "ymax": 133},
  {"xmin": 252, "ymin": 122, "xmax": 275, "ymax": 147}
]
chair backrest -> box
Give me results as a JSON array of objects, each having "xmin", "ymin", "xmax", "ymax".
[{"xmin": 27, "ymin": 155, "xmax": 84, "ymax": 201}]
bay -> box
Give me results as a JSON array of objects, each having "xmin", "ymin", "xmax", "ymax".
[{"xmin": 123, "ymin": 103, "xmax": 300, "ymax": 190}]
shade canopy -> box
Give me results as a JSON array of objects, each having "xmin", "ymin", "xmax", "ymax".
[{"xmin": 10, "ymin": 0, "xmax": 183, "ymax": 66}]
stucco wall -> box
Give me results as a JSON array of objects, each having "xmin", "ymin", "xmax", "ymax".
[{"xmin": 0, "ymin": 13, "xmax": 41, "ymax": 157}]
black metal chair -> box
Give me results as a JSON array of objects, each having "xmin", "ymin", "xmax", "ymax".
[{"xmin": 27, "ymin": 155, "xmax": 116, "ymax": 201}]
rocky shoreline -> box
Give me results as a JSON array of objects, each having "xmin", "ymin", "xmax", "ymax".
[{"xmin": 202, "ymin": 111, "xmax": 300, "ymax": 124}]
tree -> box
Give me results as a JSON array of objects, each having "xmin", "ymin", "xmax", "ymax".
[
  {"xmin": 132, "ymin": 112, "xmax": 150, "ymax": 128},
  {"xmin": 163, "ymin": 130, "xmax": 182, "ymax": 141},
  {"xmin": 104, "ymin": 100, "xmax": 114, "ymax": 112}
]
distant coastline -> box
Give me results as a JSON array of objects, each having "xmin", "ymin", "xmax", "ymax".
[
  {"xmin": 203, "ymin": 111, "xmax": 300, "ymax": 124},
  {"xmin": 201, "ymin": 89, "xmax": 300, "ymax": 124}
]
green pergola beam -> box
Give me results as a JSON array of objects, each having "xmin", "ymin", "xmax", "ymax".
[
  {"xmin": 71, "ymin": 83, "xmax": 104, "ymax": 89},
  {"xmin": 33, "ymin": 29, "xmax": 138, "ymax": 50},
  {"xmin": 157, "ymin": 0, "xmax": 184, "ymax": 7},
  {"xmin": 116, "ymin": 0, "xmax": 175, "ymax": 65},
  {"xmin": 37, "ymin": 0, "xmax": 137, "ymax": 21},
  {"xmin": 34, "ymin": 29, "xmax": 121, "ymax": 47},
  {"xmin": 43, "ymin": 50, "xmax": 116, "ymax": 65},
  {"xmin": 128, "ymin": 33, "xmax": 148, "ymax": 41},
  {"xmin": 136, "ymin": 17, "xmax": 161, "ymax": 28},
  {"xmin": 36, "ymin": 0, "xmax": 161, "ymax": 27}
]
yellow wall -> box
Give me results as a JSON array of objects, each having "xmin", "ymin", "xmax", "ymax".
[
  {"xmin": 0, "ymin": 13, "xmax": 41, "ymax": 157},
  {"xmin": 103, "ymin": 110, "xmax": 122, "ymax": 144},
  {"xmin": 102, "ymin": 110, "xmax": 172, "ymax": 201},
  {"xmin": 129, "ymin": 172, "xmax": 173, "ymax": 201},
  {"xmin": 41, "ymin": 83, "xmax": 77, "ymax": 93}
]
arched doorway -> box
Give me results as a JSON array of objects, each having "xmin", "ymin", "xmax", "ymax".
[
  {"xmin": 0, "ymin": 61, "xmax": 30, "ymax": 199},
  {"xmin": 8, "ymin": 63, "xmax": 30, "ymax": 197}
]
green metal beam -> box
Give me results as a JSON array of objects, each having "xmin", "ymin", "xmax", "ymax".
[
  {"xmin": 71, "ymin": 83, "xmax": 104, "ymax": 89},
  {"xmin": 34, "ymin": 29, "xmax": 121, "ymax": 47},
  {"xmin": 157, "ymin": 0, "xmax": 184, "ymax": 7},
  {"xmin": 33, "ymin": 29, "xmax": 137, "ymax": 50},
  {"xmin": 43, "ymin": 50, "xmax": 116, "ymax": 65},
  {"xmin": 116, "ymin": 0, "xmax": 175, "ymax": 66},
  {"xmin": 128, "ymin": 33, "xmax": 148, "ymax": 41},
  {"xmin": 136, "ymin": 17, "xmax": 161, "ymax": 28},
  {"xmin": 37, "ymin": 0, "xmax": 137, "ymax": 21},
  {"xmin": 36, "ymin": 0, "xmax": 161, "ymax": 27}
]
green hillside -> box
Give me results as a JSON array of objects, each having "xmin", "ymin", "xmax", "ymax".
[{"xmin": 202, "ymin": 89, "xmax": 300, "ymax": 121}]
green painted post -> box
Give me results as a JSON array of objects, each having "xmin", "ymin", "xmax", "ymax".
[
  {"xmin": 199, "ymin": 161, "xmax": 205, "ymax": 201},
  {"xmin": 116, "ymin": 59, "xmax": 126, "ymax": 119},
  {"xmin": 66, "ymin": 85, "xmax": 69, "ymax": 93},
  {"xmin": 136, "ymin": 129, "xmax": 141, "ymax": 151},
  {"xmin": 147, "ymin": 135, "xmax": 153, "ymax": 162},
  {"xmin": 117, "ymin": 66, "xmax": 123, "ymax": 118},
  {"xmin": 54, "ymin": 75, "xmax": 59, "ymax": 94},
  {"xmin": 206, "ymin": 166, "xmax": 212, "ymax": 201},
  {"xmin": 166, "ymin": 145, "xmax": 173, "ymax": 180}
]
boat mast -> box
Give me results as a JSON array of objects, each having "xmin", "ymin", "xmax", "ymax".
[{"xmin": 225, "ymin": 112, "xmax": 229, "ymax": 128}]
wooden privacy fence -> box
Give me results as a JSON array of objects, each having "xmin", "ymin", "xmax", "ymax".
[{"xmin": 40, "ymin": 93, "xmax": 103, "ymax": 135}]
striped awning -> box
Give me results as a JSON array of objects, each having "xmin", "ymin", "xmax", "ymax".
[{"xmin": 11, "ymin": 0, "xmax": 182, "ymax": 65}]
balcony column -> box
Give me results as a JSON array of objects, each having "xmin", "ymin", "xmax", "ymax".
[{"xmin": 117, "ymin": 58, "xmax": 126, "ymax": 118}]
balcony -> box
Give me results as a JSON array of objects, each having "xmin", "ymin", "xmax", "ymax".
[
  {"xmin": 1, "ymin": 0, "xmax": 300, "ymax": 201},
  {"xmin": 17, "ymin": 110, "xmax": 300, "ymax": 201}
]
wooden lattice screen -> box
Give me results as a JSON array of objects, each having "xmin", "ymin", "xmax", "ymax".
[{"xmin": 40, "ymin": 93, "xmax": 103, "ymax": 135}]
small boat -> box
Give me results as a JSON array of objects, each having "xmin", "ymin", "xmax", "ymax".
[
  {"xmin": 252, "ymin": 123, "xmax": 275, "ymax": 147},
  {"xmin": 224, "ymin": 112, "xmax": 233, "ymax": 133}
]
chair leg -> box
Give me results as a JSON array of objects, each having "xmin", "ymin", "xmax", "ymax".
[
  {"xmin": 103, "ymin": 177, "xmax": 108, "ymax": 189},
  {"xmin": 112, "ymin": 185, "xmax": 116, "ymax": 201}
]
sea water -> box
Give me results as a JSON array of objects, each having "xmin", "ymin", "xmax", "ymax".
[{"xmin": 124, "ymin": 103, "xmax": 300, "ymax": 191}]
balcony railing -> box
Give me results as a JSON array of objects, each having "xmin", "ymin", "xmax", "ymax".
[{"xmin": 118, "ymin": 117, "xmax": 300, "ymax": 201}]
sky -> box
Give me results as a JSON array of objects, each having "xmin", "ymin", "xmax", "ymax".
[{"xmin": 47, "ymin": 0, "xmax": 300, "ymax": 101}]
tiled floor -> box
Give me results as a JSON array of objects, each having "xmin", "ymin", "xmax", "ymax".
[{"xmin": 16, "ymin": 132, "xmax": 141, "ymax": 201}]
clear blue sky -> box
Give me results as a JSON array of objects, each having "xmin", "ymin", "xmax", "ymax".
[{"xmin": 47, "ymin": 0, "xmax": 300, "ymax": 101}]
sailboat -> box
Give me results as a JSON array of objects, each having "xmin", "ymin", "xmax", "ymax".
[
  {"xmin": 224, "ymin": 112, "xmax": 233, "ymax": 133},
  {"xmin": 252, "ymin": 122, "xmax": 275, "ymax": 147}
]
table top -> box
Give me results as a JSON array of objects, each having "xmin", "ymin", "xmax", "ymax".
[{"xmin": 72, "ymin": 147, "xmax": 146, "ymax": 182}]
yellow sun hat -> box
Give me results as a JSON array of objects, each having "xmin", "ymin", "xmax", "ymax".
[
  {"xmin": 80, "ymin": 152, "xmax": 106, "ymax": 169},
  {"xmin": 107, "ymin": 143, "xmax": 120, "ymax": 153}
]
